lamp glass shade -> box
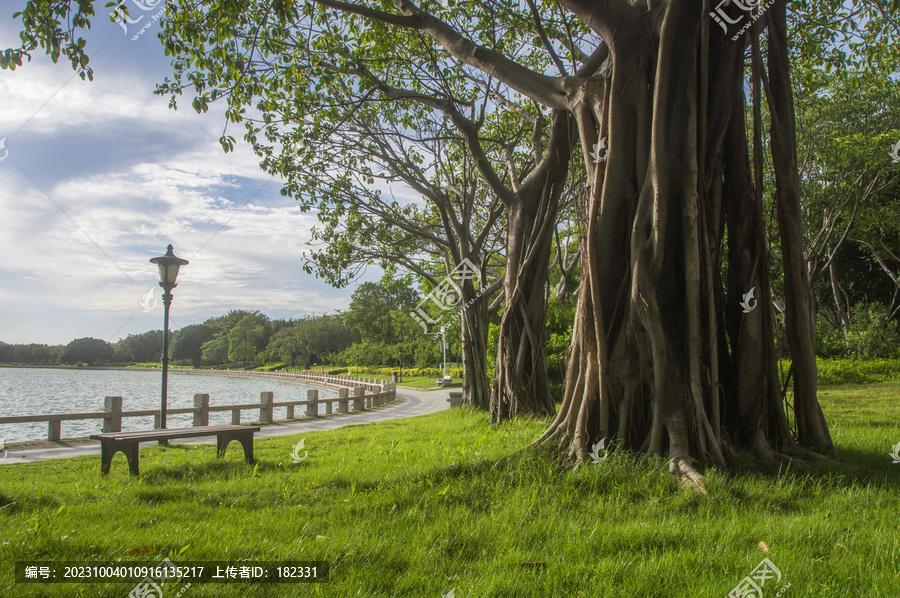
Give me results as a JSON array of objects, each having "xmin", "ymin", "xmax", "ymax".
[{"xmin": 150, "ymin": 244, "xmax": 189, "ymax": 286}]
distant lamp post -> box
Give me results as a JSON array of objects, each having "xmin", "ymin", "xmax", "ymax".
[
  {"xmin": 432, "ymin": 326, "xmax": 447, "ymax": 379},
  {"xmin": 397, "ymin": 348, "xmax": 403, "ymax": 383},
  {"xmin": 440, "ymin": 326, "xmax": 447, "ymax": 379},
  {"xmin": 150, "ymin": 244, "xmax": 189, "ymax": 438}
]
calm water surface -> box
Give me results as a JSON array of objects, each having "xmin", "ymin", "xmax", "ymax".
[{"xmin": 0, "ymin": 368, "xmax": 337, "ymax": 442}]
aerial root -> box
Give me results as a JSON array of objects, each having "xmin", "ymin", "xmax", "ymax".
[
  {"xmin": 669, "ymin": 456, "xmax": 708, "ymax": 495},
  {"xmin": 778, "ymin": 442, "xmax": 830, "ymax": 462}
]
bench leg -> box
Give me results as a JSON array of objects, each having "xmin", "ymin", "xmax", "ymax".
[
  {"xmin": 100, "ymin": 442, "xmax": 113, "ymax": 475},
  {"xmin": 100, "ymin": 440, "xmax": 140, "ymax": 476},
  {"xmin": 126, "ymin": 442, "xmax": 140, "ymax": 476},
  {"xmin": 238, "ymin": 435, "xmax": 254, "ymax": 464},
  {"xmin": 217, "ymin": 433, "xmax": 255, "ymax": 464}
]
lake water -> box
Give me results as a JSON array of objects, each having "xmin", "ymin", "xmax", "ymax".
[{"xmin": 0, "ymin": 368, "xmax": 337, "ymax": 442}]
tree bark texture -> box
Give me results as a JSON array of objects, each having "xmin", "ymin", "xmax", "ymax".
[
  {"xmin": 491, "ymin": 111, "xmax": 575, "ymax": 422},
  {"xmin": 537, "ymin": 0, "xmax": 834, "ymax": 486},
  {"xmin": 460, "ymin": 277, "xmax": 492, "ymax": 410}
]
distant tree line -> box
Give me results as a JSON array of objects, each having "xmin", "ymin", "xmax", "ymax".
[{"xmin": 0, "ymin": 279, "xmax": 465, "ymax": 370}]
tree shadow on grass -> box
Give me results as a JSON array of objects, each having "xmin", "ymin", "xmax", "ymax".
[
  {"xmin": 136, "ymin": 443, "xmax": 276, "ymax": 483},
  {"xmin": 702, "ymin": 444, "xmax": 900, "ymax": 497}
]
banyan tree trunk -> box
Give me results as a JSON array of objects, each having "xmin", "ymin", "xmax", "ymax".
[
  {"xmin": 460, "ymin": 286, "xmax": 491, "ymax": 410},
  {"xmin": 491, "ymin": 111, "xmax": 574, "ymax": 423},
  {"xmin": 539, "ymin": 0, "xmax": 833, "ymax": 487}
]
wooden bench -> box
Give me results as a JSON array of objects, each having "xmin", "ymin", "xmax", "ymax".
[{"xmin": 90, "ymin": 425, "xmax": 260, "ymax": 476}]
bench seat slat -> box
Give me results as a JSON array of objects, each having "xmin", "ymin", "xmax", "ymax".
[{"xmin": 90, "ymin": 425, "xmax": 259, "ymax": 442}]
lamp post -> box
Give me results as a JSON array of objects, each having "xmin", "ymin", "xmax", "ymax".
[
  {"xmin": 430, "ymin": 327, "xmax": 447, "ymax": 378},
  {"xmin": 397, "ymin": 348, "xmax": 403, "ymax": 383},
  {"xmin": 439, "ymin": 326, "xmax": 447, "ymax": 378},
  {"xmin": 149, "ymin": 244, "xmax": 188, "ymax": 440}
]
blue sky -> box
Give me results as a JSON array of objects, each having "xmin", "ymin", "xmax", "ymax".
[{"xmin": 0, "ymin": 4, "xmax": 381, "ymax": 345}]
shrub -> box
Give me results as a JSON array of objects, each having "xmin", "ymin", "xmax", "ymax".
[
  {"xmin": 815, "ymin": 317, "xmax": 846, "ymax": 358},
  {"xmin": 845, "ymin": 302, "xmax": 899, "ymax": 359},
  {"xmin": 814, "ymin": 302, "xmax": 899, "ymax": 359},
  {"xmin": 340, "ymin": 366, "xmax": 463, "ymax": 379}
]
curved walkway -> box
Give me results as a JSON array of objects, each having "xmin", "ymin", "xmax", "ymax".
[{"xmin": 0, "ymin": 387, "xmax": 451, "ymax": 466}]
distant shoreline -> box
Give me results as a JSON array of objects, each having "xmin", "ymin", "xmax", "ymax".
[{"xmin": 0, "ymin": 364, "xmax": 377, "ymax": 392}]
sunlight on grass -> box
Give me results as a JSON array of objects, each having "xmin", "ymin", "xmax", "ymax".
[{"xmin": 1, "ymin": 384, "xmax": 899, "ymax": 597}]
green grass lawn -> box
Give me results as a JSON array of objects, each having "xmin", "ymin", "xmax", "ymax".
[{"xmin": 1, "ymin": 382, "xmax": 899, "ymax": 597}]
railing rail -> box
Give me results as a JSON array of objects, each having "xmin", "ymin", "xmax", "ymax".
[{"xmin": 0, "ymin": 378, "xmax": 396, "ymax": 442}]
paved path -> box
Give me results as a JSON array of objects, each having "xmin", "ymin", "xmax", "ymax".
[{"xmin": 0, "ymin": 387, "xmax": 451, "ymax": 466}]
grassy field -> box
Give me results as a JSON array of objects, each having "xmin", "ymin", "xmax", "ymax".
[{"xmin": 1, "ymin": 382, "xmax": 899, "ymax": 597}]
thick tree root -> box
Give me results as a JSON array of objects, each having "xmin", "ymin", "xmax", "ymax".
[{"xmin": 669, "ymin": 456, "xmax": 708, "ymax": 495}]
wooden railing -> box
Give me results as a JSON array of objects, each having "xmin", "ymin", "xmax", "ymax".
[
  {"xmin": 179, "ymin": 369, "xmax": 392, "ymax": 391},
  {"xmin": 0, "ymin": 379, "xmax": 397, "ymax": 442}
]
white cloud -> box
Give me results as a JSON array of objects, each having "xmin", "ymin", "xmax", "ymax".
[{"xmin": 0, "ymin": 28, "xmax": 360, "ymax": 345}]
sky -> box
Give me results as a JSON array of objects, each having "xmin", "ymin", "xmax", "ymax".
[{"xmin": 0, "ymin": 3, "xmax": 384, "ymax": 346}]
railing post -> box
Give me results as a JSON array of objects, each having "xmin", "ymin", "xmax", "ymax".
[
  {"xmin": 352, "ymin": 387, "xmax": 365, "ymax": 411},
  {"xmin": 260, "ymin": 391, "xmax": 274, "ymax": 423},
  {"xmin": 325, "ymin": 397, "xmax": 333, "ymax": 415},
  {"xmin": 338, "ymin": 388, "xmax": 349, "ymax": 413},
  {"xmin": 48, "ymin": 418, "xmax": 61, "ymax": 441},
  {"xmin": 232, "ymin": 409, "xmax": 241, "ymax": 425},
  {"xmin": 286, "ymin": 404, "xmax": 295, "ymax": 420},
  {"xmin": 372, "ymin": 385, "xmax": 382, "ymax": 407},
  {"xmin": 306, "ymin": 389, "xmax": 318, "ymax": 418},
  {"xmin": 193, "ymin": 393, "xmax": 209, "ymax": 427},
  {"xmin": 103, "ymin": 396, "xmax": 123, "ymax": 433}
]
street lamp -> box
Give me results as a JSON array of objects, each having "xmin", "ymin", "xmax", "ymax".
[
  {"xmin": 440, "ymin": 326, "xmax": 447, "ymax": 379},
  {"xmin": 397, "ymin": 348, "xmax": 403, "ymax": 383},
  {"xmin": 432, "ymin": 326, "xmax": 447, "ymax": 378},
  {"xmin": 149, "ymin": 244, "xmax": 189, "ymax": 438}
]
